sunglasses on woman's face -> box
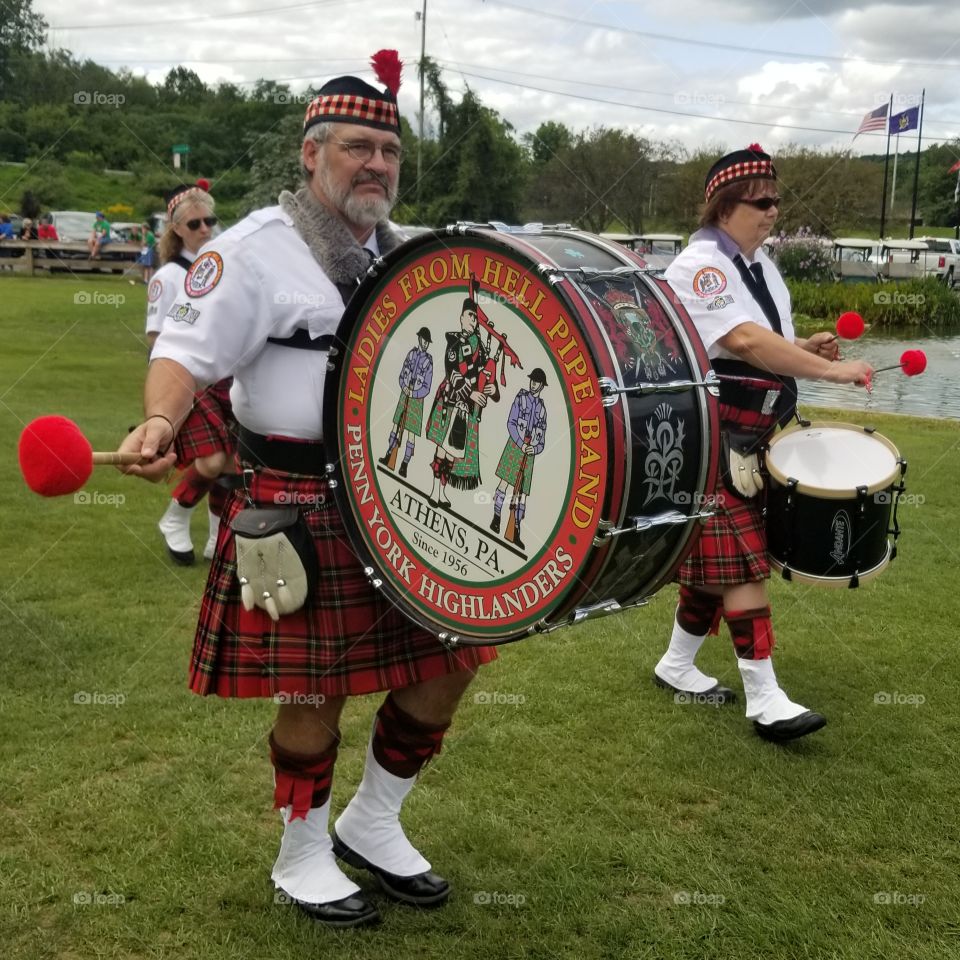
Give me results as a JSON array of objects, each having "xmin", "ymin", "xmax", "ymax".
[
  {"xmin": 185, "ymin": 216, "xmax": 218, "ymax": 230},
  {"xmin": 739, "ymin": 197, "xmax": 782, "ymax": 211}
]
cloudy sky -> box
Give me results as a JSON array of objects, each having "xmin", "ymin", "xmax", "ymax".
[{"xmin": 36, "ymin": 0, "xmax": 960, "ymax": 157}]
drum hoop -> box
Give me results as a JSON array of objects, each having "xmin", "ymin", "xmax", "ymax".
[
  {"xmin": 765, "ymin": 421, "xmax": 901, "ymax": 498},
  {"xmin": 770, "ymin": 542, "xmax": 892, "ymax": 587}
]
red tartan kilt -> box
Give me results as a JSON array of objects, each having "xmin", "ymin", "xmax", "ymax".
[
  {"xmin": 174, "ymin": 378, "xmax": 236, "ymax": 465},
  {"xmin": 189, "ymin": 468, "xmax": 497, "ymax": 698},
  {"xmin": 678, "ymin": 403, "xmax": 776, "ymax": 586}
]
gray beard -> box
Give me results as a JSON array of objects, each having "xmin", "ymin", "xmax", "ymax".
[{"xmin": 318, "ymin": 164, "xmax": 395, "ymax": 229}]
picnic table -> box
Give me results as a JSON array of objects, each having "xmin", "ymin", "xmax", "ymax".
[{"xmin": 0, "ymin": 239, "xmax": 143, "ymax": 275}]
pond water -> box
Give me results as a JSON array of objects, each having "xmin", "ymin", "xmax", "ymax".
[{"xmin": 797, "ymin": 328, "xmax": 960, "ymax": 421}]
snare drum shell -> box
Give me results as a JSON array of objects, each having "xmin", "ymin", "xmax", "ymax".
[{"xmin": 765, "ymin": 422, "xmax": 903, "ymax": 586}]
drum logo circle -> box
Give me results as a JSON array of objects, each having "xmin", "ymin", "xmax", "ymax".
[{"xmin": 337, "ymin": 243, "xmax": 609, "ymax": 637}]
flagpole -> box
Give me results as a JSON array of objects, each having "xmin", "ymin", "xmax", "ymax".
[
  {"xmin": 879, "ymin": 94, "xmax": 893, "ymax": 239},
  {"xmin": 908, "ymin": 89, "xmax": 925, "ymax": 240},
  {"xmin": 954, "ymin": 167, "xmax": 959, "ymax": 241},
  {"xmin": 890, "ymin": 134, "xmax": 900, "ymax": 215}
]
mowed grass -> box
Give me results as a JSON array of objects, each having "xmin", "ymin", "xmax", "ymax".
[{"xmin": 1, "ymin": 274, "xmax": 958, "ymax": 959}]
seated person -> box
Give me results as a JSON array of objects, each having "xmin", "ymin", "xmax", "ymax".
[{"xmin": 87, "ymin": 212, "xmax": 111, "ymax": 258}]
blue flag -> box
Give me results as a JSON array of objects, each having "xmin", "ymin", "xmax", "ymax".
[{"xmin": 890, "ymin": 106, "xmax": 919, "ymax": 134}]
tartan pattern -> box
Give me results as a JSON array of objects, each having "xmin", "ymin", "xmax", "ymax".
[
  {"xmin": 372, "ymin": 694, "xmax": 448, "ymax": 778},
  {"xmin": 676, "ymin": 584, "xmax": 724, "ymax": 636},
  {"xmin": 392, "ymin": 395, "xmax": 424, "ymax": 435},
  {"xmin": 706, "ymin": 158, "xmax": 775, "ymax": 200},
  {"xmin": 303, "ymin": 93, "xmax": 398, "ymax": 131},
  {"xmin": 269, "ymin": 731, "xmax": 339, "ymax": 820},
  {"xmin": 724, "ymin": 606, "xmax": 775, "ymax": 660},
  {"xmin": 189, "ymin": 468, "xmax": 496, "ymax": 699},
  {"xmin": 678, "ymin": 403, "xmax": 777, "ymax": 586},
  {"xmin": 174, "ymin": 378, "xmax": 236, "ymax": 465},
  {"xmin": 425, "ymin": 403, "xmax": 482, "ymax": 489},
  {"xmin": 495, "ymin": 438, "xmax": 534, "ymax": 495}
]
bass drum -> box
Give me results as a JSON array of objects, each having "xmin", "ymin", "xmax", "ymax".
[{"xmin": 324, "ymin": 227, "xmax": 720, "ymax": 645}]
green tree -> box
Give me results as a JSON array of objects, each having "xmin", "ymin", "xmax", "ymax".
[
  {"xmin": 524, "ymin": 121, "xmax": 573, "ymax": 165},
  {"xmin": 0, "ymin": 0, "xmax": 47, "ymax": 99}
]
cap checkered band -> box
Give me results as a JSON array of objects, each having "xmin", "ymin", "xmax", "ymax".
[
  {"xmin": 705, "ymin": 159, "xmax": 775, "ymax": 201},
  {"xmin": 167, "ymin": 187, "xmax": 209, "ymax": 217},
  {"xmin": 303, "ymin": 93, "xmax": 399, "ymax": 131}
]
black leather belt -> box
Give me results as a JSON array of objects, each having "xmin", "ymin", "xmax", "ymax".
[{"xmin": 238, "ymin": 426, "xmax": 327, "ymax": 475}]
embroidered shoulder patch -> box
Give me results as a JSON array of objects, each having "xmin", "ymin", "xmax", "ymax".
[
  {"xmin": 184, "ymin": 251, "xmax": 224, "ymax": 298},
  {"xmin": 166, "ymin": 302, "xmax": 200, "ymax": 325},
  {"xmin": 147, "ymin": 278, "xmax": 163, "ymax": 303},
  {"xmin": 692, "ymin": 266, "xmax": 727, "ymax": 298},
  {"xmin": 705, "ymin": 294, "xmax": 735, "ymax": 311}
]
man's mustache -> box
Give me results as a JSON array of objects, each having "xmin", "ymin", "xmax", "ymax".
[{"xmin": 353, "ymin": 171, "xmax": 389, "ymax": 191}]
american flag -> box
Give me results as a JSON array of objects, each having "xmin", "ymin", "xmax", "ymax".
[{"xmin": 854, "ymin": 103, "xmax": 889, "ymax": 138}]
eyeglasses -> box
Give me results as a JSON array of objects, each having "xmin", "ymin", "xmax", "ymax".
[
  {"xmin": 739, "ymin": 197, "xmax": 782, "ymax": 211},
  {"xmin": 332, "ymin": 138, "xmax": 404, "ymax": 166},
  {"xmin": 185, "ymin": 216, "xmax": 218, "ymax": 230}
]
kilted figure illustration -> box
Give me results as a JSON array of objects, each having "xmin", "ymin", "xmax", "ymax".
[
  {"xmin": 379, "ymin": 326, "xmax": 433, "ymax": 478},
  {"xmin": 490, "ymin": 368, "xmax": 548, "ymax": 550},
  {"xmin": 425, "ymin": 298, "xmax": 498, "ymax": 506}
]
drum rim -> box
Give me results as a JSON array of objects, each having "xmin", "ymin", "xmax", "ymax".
[
  {"xmin": 770, "ymin": 541, "xmax": 892, "ymax": 587},
  {"xmin": 765, "ymin": 421, "xmax": 902, "ymax": 498}
]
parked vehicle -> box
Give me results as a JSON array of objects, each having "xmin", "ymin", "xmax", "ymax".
[
  {"xmin": 878, "ymin": 239, "xmax": 928, "ymax": 281},
  {"xmin": 914, "ymin": 236, "xmax": 960, "ymax": 287},
  {"xmin": 638, "ymin": 232, "xmax": 684, "ymax": 268},
  {"xmin": 832, "ymin": 238, "xmax": 880, "ymax": 283},
  {"xmin": 49, "ymin": 211, "xmax": 97, "ymax": 243}
]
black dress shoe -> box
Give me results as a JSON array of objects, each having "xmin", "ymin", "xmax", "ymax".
[
  {"xmin": 378, "ymin": 455, "xmax": 393, "ymax": 469},
  {"xmin": 332, "ymin": 832, "xmax": 450, "ymax": 907},
  {"xmin": 754, "ymin": 710, "xmax": 827, "ymax": 743},
  {"xmin": 166, "ymin": 545, "xmax": 195, "ymax": 567},
  {"xmin": 653, "ymin": 673, "xmax": 738, "ymax": 705},
  {"xmin": 398, "ymin": 461, "xmax": 408, "ymax": 478},
  {"xmin": 294, "ymin": 892, "xmax": 381, "ymax": 928}
]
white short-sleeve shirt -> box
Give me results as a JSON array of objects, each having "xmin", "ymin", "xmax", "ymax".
[
  {"xmin": 664, "ymin": 228, "xmax": 794, "ymax": 361},
  {"xmin": 144, "ymin": 249, "xmax": 197, "ymax": 336},
  {"xmin": 149, "ymin": 206, "xmax": 377, "ymax": 440}
]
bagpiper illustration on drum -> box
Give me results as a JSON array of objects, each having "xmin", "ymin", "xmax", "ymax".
[
  {"xmin": 379, "ymin": 326, "xmax": 433, "ymax": 478},
  {"xmin": 425, "ymin": 297, "xmax": 499, "ymax": 507},
  {"xmin": 490, "ymin": 368, "xmax": 548, "ymax": 550}
]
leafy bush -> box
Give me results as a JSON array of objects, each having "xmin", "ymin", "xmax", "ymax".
[
  {"xmin": 787, "ymin": 277, "xmax": 960, "ymax": 328},
  {"xmin": 770, "ymin": 227, "xmax": 834, "ymax": 283}
]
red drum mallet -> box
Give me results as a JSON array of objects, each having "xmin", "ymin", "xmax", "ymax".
[{"xmin": 18, "ymin": 415, "xmax": 141, "ymax": 497}]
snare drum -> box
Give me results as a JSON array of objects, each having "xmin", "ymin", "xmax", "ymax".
[
  {"xmin": 765, "ymin": 422, "xmax": 906, "ymax": 587},
  {"xmin": 324, "ymin": 227, "xmax": 721, "ymax": 644}
]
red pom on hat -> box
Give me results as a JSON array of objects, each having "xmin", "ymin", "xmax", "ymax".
[
  {"xmin": 836, "ymin": 311, "xmax": 865, "ymax": 339},
  {"xmin": 18, "ymin": 415, "xmax": 93, "ymax": 497},
  {"xmin": 195, "ymin": 178, "xmax": 211, "ymax": 192},
  {"xmin": 371, "ymin": 49, "xmax": 402, "ymax": 96},
  {"xmin": 747, "ymin": 143, "xmax": 765, "ymax": 153}
]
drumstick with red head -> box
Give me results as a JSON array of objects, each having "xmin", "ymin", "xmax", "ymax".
[
  {"xmin": 871, "ymin": 349, "xmax": 928, "ymax": 377},
  {"xmin": 825, "ymin": 311, "xmax": 866, "ymax": 342},
  {"xmin": 18, "ymin": 415, "xmax": 142, "ymax": 497}
]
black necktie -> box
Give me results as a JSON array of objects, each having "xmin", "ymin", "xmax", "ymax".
[{"xmin": 732, "ymin": 255, "xmax": 797, "ymax": 425}]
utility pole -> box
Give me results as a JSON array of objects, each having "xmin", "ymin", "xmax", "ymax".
[{"xmin": 416, "ymin": 0, "xmax": 427, "ymax": 213}]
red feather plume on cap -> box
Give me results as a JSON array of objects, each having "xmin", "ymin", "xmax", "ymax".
[
  {"xmin": 371, "ymin": 49, "xmax": 402, "ymax": 96},
  {"xmin": 746, "ymin": 143, "xmax": 765, "ymax": 153},
  {"xmin": 195, "ymin": 177, "xmax": 211, "ymax": 192}
]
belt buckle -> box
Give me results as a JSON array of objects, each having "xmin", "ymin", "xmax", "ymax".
[{"xmin": 761, "ymin": 390, "xmax": 779, "ymax": 416}]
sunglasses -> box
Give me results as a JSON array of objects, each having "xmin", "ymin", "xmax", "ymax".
[
  {"xmin": 185, "ymin": 216, "xmax": 218, "ymax": 230},
  {"xmin": 739, "ymin": 197, "xmax": 782, "ymax": 211}
]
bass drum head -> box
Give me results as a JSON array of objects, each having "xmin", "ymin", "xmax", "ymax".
[{"xmin": 324, "ymin": 227, "xmax": 716, "ymax": 645}]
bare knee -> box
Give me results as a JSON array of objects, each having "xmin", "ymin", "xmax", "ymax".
[
  {"xmin": 391, "ymin": 668, "xmax": 479, "ymax": 726},
  {"xmin": 194, "ymin": 451, "xmax": 228, "ymax": 479},
  {"xmin": 273, "ymin": 696, "xmax": 347, "ymax": 753}
]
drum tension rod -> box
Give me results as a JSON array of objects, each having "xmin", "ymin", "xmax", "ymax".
[
  {"xmin": 594, "ymin": 508, "xmax": 716, "ymax": 542},
  {"xmin": 534, "ymin": 596, "xmax": 651, "ymax": 634},
  {"xmin": 537, "ymin": 265, "xmax": 648, "ymax": 282},
  {"xmin": 598, "ymin": 371, "xmax": 721, "ymax": 407}
]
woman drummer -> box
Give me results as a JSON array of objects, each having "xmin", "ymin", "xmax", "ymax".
[
  {"xmin": 146, "ymin": 180, "xmax": 234, "ymax": 565},
  {"xmin": 652, "ymin": 144, "xmax": 872, "ymax": 742}
]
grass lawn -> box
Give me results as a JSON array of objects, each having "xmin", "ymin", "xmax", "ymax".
[{"xmin": 1, "ymin": 275, "xmax": 957, "ymax": 959}]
